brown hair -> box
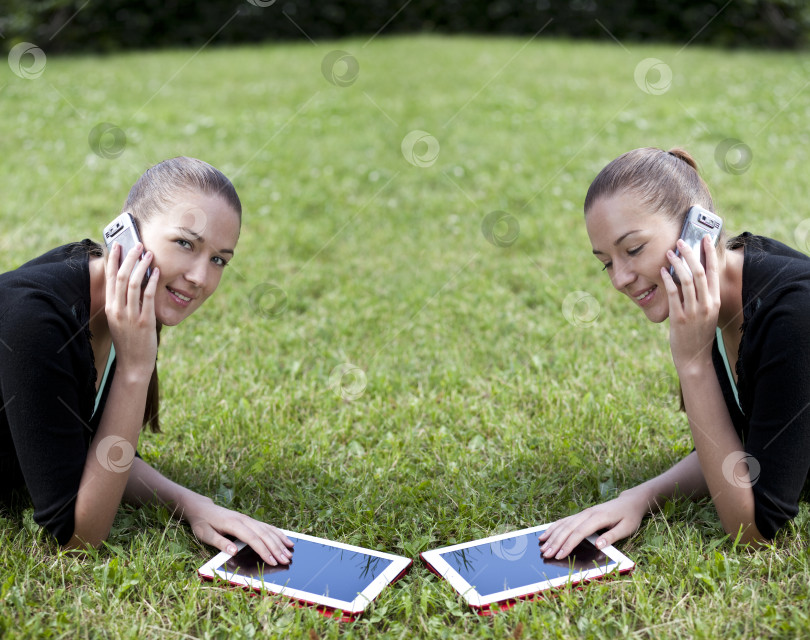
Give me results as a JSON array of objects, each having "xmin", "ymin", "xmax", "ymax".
[
  {"xmin": 584, "ymin": 147, "xmax": 714, "ymax": 227},
  {"xmin": 123, "ymin": 157, "xmax": 241, "ymax": 432}
]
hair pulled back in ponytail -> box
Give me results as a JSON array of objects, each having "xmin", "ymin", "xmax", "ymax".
[{"xmin": 583, "ymin": 147, "xmax": 714, "ymax": 227}]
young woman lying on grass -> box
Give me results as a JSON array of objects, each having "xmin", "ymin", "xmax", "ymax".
[
  {"xmin": 540, "ymin": 147, "xmax": 810, "ymax": 557},
  {"xmin": 0, "ymin": 157, "xmax": 293, "ymax": 564}
]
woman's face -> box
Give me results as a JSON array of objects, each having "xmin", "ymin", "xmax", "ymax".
[
  {"xmin": 138, "ymin": 191, "xmax": 241, "ymax": 326},
  {"xmin": 585, "ymin": 190, "xmax": 681, "ymax": 323}
]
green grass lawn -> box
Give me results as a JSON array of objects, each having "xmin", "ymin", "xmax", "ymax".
[{"xmin": 2, "ymin": 33, "xmax": 810, "ymax": 638}]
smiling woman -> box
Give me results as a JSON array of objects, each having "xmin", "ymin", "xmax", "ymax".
[
  {"xmin": 539, "ymin": 147, "xmax": 810, "ymax": 559},
  {"xmin": 0, "ymin": 157, "xmax": 293, "ymax": 566}
]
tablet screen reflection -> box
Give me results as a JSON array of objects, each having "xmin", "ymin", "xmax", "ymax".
[
  {"xmin": 219, "ymin": 537, "xmax": 393, "ymax": 602},
  {"xmin": 439, "ymin": 533, "xmax": 615, "ymax": 597}
]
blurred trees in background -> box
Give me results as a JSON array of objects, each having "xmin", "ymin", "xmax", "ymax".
[{"xmin": 3, "ymin": 0, "xmax": 809, "ymax": 52}]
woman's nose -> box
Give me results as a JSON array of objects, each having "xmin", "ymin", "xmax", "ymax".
[{"xmin": 610, "ymin": 261, "xmax": 636, "ymax": 291}]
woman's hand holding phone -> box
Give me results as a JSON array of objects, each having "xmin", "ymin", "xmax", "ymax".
[
  {"xmin": 661, "ymin": 234, "xmax": 721, "ymax": 376},
  {"xmin": 104, "ymin": 242, "xmax": 160, "ymax": 380}
]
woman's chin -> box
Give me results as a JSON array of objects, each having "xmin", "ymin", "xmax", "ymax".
[
  {"xmin": 642, "ymin": 303, "xmax": 669, "ymax": 324},
  {"xmin": 155, "ymin": 308, "xmax": 185, "ymax": 327}
]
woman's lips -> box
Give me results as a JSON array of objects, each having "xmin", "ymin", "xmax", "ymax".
[
  {"xmin": 633, "ymin": 285, "xmax": 657, "ymax": 307},
  {"xmin": 167, "ymin": 286, "xmax": 192, "ymax": 307}
]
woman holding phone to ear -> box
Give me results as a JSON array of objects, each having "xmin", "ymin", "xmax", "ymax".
[
  {"xmin": 539, "ymin": 147, "xmax": 810, "ymax": 558},
  {"xmin": 0, "ymin": 157, "xmax": 293, "ymax": 565}
]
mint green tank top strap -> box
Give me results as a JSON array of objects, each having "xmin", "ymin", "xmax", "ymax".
[
  {"xmin": 92, "ymin": 344, "xmax": 116, "ymax": 420},
  {"xmin": 715, "ymin": 327, "xmax": 742, "ymax": 414}
]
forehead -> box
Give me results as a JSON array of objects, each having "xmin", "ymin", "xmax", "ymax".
[
  {"xmin": 586, "ymin": 192, "xmax": 674, "ymax": 249},
  {"xmin": 156, "ymin": 192, "xmax": 241, "ymax": 244}
]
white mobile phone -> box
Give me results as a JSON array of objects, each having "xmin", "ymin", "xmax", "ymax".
[
  {"xmin": 103, "ymin": 212, "xmax": 151, "ymax": 286},
  {"xmin": 670, "ymin": 205, "xmax": 722, "ymax": 284}
]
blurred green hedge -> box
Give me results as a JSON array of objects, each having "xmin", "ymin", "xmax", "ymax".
[{"xmin": 3, "ymin": 0, "xmax": 809, "ymax": 52}]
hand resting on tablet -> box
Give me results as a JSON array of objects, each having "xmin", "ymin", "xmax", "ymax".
[
  {"xmin": 539, "ymin": 452, "xmax": 709, "ymax": 559},
  {"xmin": 538, "ymin": 492, "xmax": 647, "ymax": 560}
]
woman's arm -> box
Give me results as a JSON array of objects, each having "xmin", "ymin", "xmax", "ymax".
[
  {"xmin": 539, "ymin": 450, "xmax": 707, "ymax": 559},
  {"xmin": 663, "ymin": 236, "xmax": 764, "ymax": 544},
  {"xmin": 123, "ymin": 458, "xmax": 293, "ymax": 565},
  {"xmin": 678, "ymin": 365, "xmax": 762, "ymax": 542},
  {"xmin": 65, "ymin": 245, "xmax": 159, "ymax": 549}
]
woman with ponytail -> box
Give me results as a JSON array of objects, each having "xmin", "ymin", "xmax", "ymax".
[
  {"xmin": 539, "ymin": 147, "xmax": 810, "ymax": 557},
  {"xmin": 0, "ymin": 157, "xmax": 293, "ymax": 565}
]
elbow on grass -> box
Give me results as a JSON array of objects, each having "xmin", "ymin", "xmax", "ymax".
[
  {"xmin": 63, "ymin": 527, "xmax": 111, "ymax": 552},
  {"xmin": 723, "ymin": 520, "xmax": 767, "ymax": 549}
]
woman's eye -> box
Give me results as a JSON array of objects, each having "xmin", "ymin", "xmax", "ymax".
[
  {"xmin": 212, "ymin": 256, "xmax": 228, "ymax": 267},
  {"xmin": 627, "ymin": 244, "xmax": 645, "ymax": 256},
  {"xmin": 176, "ymin": 239, "xmax": 192, "ymax": 249},
  {"xmin": 601, "ymin": 262, "xmax": 612, "ymax": 271}
]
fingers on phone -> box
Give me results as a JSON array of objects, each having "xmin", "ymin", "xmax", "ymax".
[
  {"xmin": 122, "ymin": 242, "xmax": 143, "ymax": 266},
  {"xmin": 128, "ymin": 250, "xmax": 151, "ymax": 288},
  {"xmin": 667, "ymin": 248, "xmax": 693, "ymax": 288}
]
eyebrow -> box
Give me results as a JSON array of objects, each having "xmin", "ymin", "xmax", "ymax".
[
  {"xmin": 177, "ymin": 226, "xmax": 235, "ymax": 255},
  {"xmin": 592, "ymin": 230, "xmax": 641, "ymax": 255}
]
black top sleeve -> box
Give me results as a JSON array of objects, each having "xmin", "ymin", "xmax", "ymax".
[
  {"xmin": 739, "ymin": 288, "xmax": 810, "ymax": 539},
  {"xmin": 712, "ymin": 234, "xmax": 810, "ymax": 539},
  {"xmin": 0, "ymin": 291, "xmax": 96, "ymax": 545},
  {"xmin": 0, "ymin": 241, "xmax": 146, "ymax": 545}
]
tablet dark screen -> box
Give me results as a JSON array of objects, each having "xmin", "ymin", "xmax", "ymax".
[
  {"xmin": 219, "ymin": 537, "xmax": 394, "ymax": 603},
  {"xmin": 438, "ymin": 533, "xmax": 615, "ymax": 597}
]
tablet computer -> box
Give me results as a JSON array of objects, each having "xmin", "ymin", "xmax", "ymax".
[
  {"xmin": 420, "ymin": 524, "xmax": 634, "ymax": 614},
  {"xmin": 198, "ymin": 531, "xmax": 412, "ymax": 621}
]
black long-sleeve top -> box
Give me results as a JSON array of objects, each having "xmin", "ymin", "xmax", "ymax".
[
  {"xmin": 0, "ymin": 240, "xmax": 115, "ymax": 544},
  {"xmin": 712, "ymin": 233, "xmax": 810, "ymax": 539}
]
